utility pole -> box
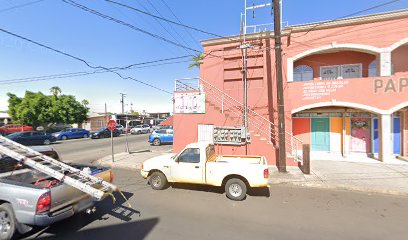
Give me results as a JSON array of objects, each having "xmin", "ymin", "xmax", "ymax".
[
  {"xmin": 120, "ymin": 93, "xmax": 126, "ymax": 115},
  {"xmin": 104, "ymin": 103, "xmax": 108, "ymax": 126},
  {"xmin": 273, "ymin": 0, "xmax": 287, "ymax": 172}
]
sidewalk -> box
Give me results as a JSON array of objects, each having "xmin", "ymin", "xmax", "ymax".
[
  {"xmin": 269, "ymin": 159, "xmax": 408, "ymax": 196},
  {"xmin": 95, "ymin": 148, "xmax": 172, "ymax": 170}
]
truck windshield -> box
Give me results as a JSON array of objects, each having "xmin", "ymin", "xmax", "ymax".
[{"xmin": 206, "ymin": 145, "xmax": 217, "ymax": 162}]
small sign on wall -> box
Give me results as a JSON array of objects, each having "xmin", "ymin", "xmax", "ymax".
[{"xmin": 174, "ymin": 92, "xmax": 206, "ymax": 114}]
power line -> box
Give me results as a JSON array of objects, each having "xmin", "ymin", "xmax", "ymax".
[
  {"xmin": 144, "ymin": 0, "xmax": 195, "ymax": 55},
  {"xmin": 104, "ymin": 0, "xmax": 243, "ymax": 44},
  {"xmin": 0, "ymin": 0, "xmax": 46, "ymax": 14},
  {"xmin": 137, "ymin": 0, "xmax": 194, "ymax": 56},
  {"xmin": 0, "ymin": 57, "xmax": 191, "ymax": 85},
  {"xmin": 62, "ymin": 0, "xmax": 202, "ymax": 54},
  {"xmin": 159, "ymin": 0, "xmax": 201, "ymax": 48},
  {"xmin": 0, "ymin": 26, "xmax": 173, "ymax": 94},
  {"xmin": 292, "ymin": 0, "xmax": 401, "ymax": 38}
]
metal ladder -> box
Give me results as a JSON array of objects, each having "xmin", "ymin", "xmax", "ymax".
[{"xmin": 0, "ymin": 135, "xmax": 117, "ymax": 200}]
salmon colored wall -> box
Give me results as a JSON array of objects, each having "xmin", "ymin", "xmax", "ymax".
[
  {"xmin": 174, "ymin": 16, "xmax": 408, "ymax": 167},
  {"xmin": 392, "ymin": 44, "xmax": 408, "ymax": 74},
  {"xmin": 295, "ymin": 51, "xmax": 376, "ymax": 78},
  {"xmin": 292, "ymin": 118, "xmax": 311, "ymax": 150}
]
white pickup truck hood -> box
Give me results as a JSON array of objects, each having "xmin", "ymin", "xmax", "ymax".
[{"xmin": 142, "ymin": 153, "xmax": 176, "ymax": 170}]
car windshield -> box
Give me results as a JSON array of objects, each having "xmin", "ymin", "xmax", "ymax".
[
  {"xmin": 60, "ymin": 129, "xmax": 71, "ymax": 132},
  {"xmin": 96, "ymin": 128, "xmax": 107, "ymax": 132}
]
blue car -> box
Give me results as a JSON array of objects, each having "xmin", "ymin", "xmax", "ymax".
[
  {"xmin": 52, "ymin": 128, "xmax": 90, "ymax": 140},
  {"xmin": 149, "ymin": 129, "xmax": 173, "ymax": 146}
]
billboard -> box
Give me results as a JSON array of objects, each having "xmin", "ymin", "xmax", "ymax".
[{"xmin": 174, "ymin": 92, "xmax": 206, "ymax": 114}]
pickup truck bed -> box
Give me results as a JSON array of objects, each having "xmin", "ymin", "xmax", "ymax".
[{"xmin": 0, "ymin": 147, "xmax": 113, "ymax": 240}]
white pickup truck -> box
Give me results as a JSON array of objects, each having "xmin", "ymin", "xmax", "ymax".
[{"xmin": 140, "ymin": 142, "xmax": 269, "ymax": 201}]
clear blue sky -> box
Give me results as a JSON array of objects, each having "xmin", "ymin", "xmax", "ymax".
[{"xmin": 0, "ymin": 0, "xmax": 407, "ymax": 114}]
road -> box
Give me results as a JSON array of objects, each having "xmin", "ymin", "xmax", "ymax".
[
  {"xmin": 50, "ymin": 134, "xmax": 172, "ymax": 164},
  {"xmin": 22, "ymin": 169, "xmax": 408, "ymax": 240}
]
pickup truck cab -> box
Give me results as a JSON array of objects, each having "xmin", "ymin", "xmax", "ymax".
[{"xmin": 141, "ymin": 142, "xmax": 269, "ymax": 201}]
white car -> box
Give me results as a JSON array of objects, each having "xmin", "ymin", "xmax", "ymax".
[
  {"xmin": 141, "ymin": 142, "xmax": 269, "ymax": 201},
  {"xmin": 130, "ymin": 124, "xmax": 150, "ymax": 134}
]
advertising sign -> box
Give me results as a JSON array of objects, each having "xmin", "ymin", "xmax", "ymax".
[{"xmin": 174, "ymin": 92, "xmax": 206, "ymax": 114}]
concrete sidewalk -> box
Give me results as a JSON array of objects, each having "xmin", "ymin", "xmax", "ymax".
[
  {"xmin": 95, "ymin": 148, "xmax": 172, "ymax": 170},
  {"xmin": 269, "ymin": 159, "xmax": 408, "ymax": 196},
  {"xmin": 96, "ymin": 148, "xmax": 408, "ymax": 196}
]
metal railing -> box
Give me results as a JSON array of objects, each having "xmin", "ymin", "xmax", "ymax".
[{"xmin": 174, "ymin": 77, "xmax": 303, "ymax": 162}]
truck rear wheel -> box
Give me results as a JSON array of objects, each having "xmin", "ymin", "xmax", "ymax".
[
  {"xmin": 149, "ymin": 172, "xmax": 168, "ymax": 190},
  {"xmin": 0, "ymin": 203, "xmax": 16, "ymax": 240},
  {"xmin": 225, "ymin": 178, "xmax": 247, "ymax": 201}
]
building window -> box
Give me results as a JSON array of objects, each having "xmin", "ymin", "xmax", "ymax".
[
  {"xmin": 293, "ymin": 65, "xmax": 313, "ymax": 82},
  {"xmin": 320, "ymin": 64, "xmax": 362, "ymax": 80},
  {"xmin": 368, "ymin": 60, "xmax": 377, "ymax": 77}
]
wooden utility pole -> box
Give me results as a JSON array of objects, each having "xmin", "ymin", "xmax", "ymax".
[{"xmin": 273, "ymin": 0, "xmax": 287, "ymax": 172}]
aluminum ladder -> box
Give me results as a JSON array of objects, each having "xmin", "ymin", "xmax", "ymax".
[{"xmin": 0, "ymin": 135, "xmax": 117, "ymax": 200}]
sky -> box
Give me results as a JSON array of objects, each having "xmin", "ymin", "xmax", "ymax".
[{"xmin": 0, "ymin": 0, "xmax": 407, "ymax": 114}]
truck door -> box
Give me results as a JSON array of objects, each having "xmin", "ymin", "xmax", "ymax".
[{"xmin": 171, "ymin": 148, "xmax": 203, "ymax": 184}]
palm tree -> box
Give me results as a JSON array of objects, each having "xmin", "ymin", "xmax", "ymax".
[
  {"xmin": 188, "ymin": 53, "xmax": 204, "ymax": 69},
  {"xmin": 50, "ymin": 86, "xmax": 62, "ymax": 97},
  {"xmin": 81, "ymin": 99, "xmax": 89, "ymax": 107}
]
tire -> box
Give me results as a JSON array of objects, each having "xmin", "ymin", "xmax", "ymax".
[
  {"xmin": 0, "ymin": 203, "xmax": 16, "ymax": 240},
  {"xmin": 43, "ymin": 139, "xmax": 51, "ymax": 145},
  {"xmin": 148, "ymin": 172, "xmax": 168, "ymax": 190},
  {"xmin": 152, "ymin": 138, "xmax": 161, "ymax": 146},
  {"xmin": 61, "ymin": 135, "xmax": 68, "ymax": 140},
  {"xmin": 137, "ymin": 130, "xmax": 141, "ymax": 135},
  {"xmin": 83, "ymin": 134, "xmax": 89, "ymax": 138},
  {"xmin": 99, "ymin": 134, "xmax": 104, "ymax": 139},
  {"xmin": 225, "ymin": 178, "xmax": 247, "ymax": 201}
]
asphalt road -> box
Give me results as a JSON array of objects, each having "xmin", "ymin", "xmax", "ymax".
[
  {"xmin": 50, "ymin": 134, "xmax": 171, "ymax": 164},
  {"xmin": 22, "ymin": 169, "xmax": 408, "ymax": 240}
]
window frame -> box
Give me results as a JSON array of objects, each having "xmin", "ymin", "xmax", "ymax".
[
  {"xmin": 177, "ymin": 148, "xmax": 200, "ymax": 164},
  {"xmin": 293, "ymin": 65, "xmax": 314, "ymax": 82}
]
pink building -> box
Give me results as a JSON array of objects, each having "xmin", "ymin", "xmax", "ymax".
[{"xmin": 173, "ymin": 9, "xmax": 408, "ymax": 166}]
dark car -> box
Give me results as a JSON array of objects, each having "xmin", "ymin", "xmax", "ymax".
[
  {"xmin": 90, "ymin": 127, "xmax": 121, "ymax": 139},
  {"xmin": 6, "ymin": 131, "xmax": 57, "ymax": 145}
]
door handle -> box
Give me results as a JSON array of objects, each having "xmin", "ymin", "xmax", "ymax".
[
  {"xmin": 195, "ymin": 166, "xmax": 200, "ymax": 169},
  {"xmin": 164, "ymin": 166, "xmax": 169, "ymax": 168}
]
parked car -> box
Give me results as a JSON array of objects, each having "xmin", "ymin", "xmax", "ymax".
[
  {"xmin": 0, "ymin": 124, "xmax": 33, "ymax": 136},
  {"xmin": 52, "ymin": 128, "xmax": 90, "ymax": 140},
  {"xmin": 90, "ymin": 127, "xmax": 121, "ymax": 139},
  {"xmin": 0, "ymin": 147, "xmax": 114, "ymax": 240},
  {"xmin": 130, "ymin": 124, "xmax": 150, "ymax": 134},
  {"xmin": 122, "ymin": 126, "xmax": 134, "ymax": 134},
  {"xmin": 115, "ymin": 124, "xmax": 124, "ymax": 133},
  {"xmin": 5, "ymin": 131, "xmax": 56, "ymax": 145},
  {"xmin": 148, "ymin": 129, "xmax": 173, "ymax": 146},
  {"xmin": 141, "ymin": 142, "xmax": 269, "ymax": 201}
]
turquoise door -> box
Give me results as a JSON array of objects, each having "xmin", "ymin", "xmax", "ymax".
[{"xmin": 311, "ymin": 118, "xmax": 330, "ymax": 151}]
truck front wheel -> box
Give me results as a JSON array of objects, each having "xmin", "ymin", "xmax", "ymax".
[
  {"xmin": 0, "ymin": 203, "xmax": 16, "ymax": 240},
  {"xmin": 225, "ymin": 178, "xmax": 247, "ymax": 201},
  {"xmin": 149, "ymin": 172, "xmax": 168, "ymax": 190}
]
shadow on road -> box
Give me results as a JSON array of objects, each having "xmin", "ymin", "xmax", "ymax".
[
  {"xmin": 37, "ymin": 218, "xmax": 159, "ymax": 240},
  {"xmin": 169, "ymin": 183, "xmax": 270, "ymax": 198},
  {"xmin": 23, "ymin": 191, "xmax": 143, "ymax": 239}
]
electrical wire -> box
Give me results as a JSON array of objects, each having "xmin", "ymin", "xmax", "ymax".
[
  {"xmin": 62, "ymin": 0, "xmax": 202, "ymax": 54},
  {"xmin": 159, "ymin": 0, "xmax": 201, "ymax": 49},
  {"xmin": 0, "ymin": 58, "xmax": 191, "ymax": 85},
  {"xmin": 0, "ymin": 26, "xmax": 175, "ymax": 94},
  {"xmin": 0, "ymin": 0, "xmax": 47, "ymax": 14},
  {"xmin": 291, "ymin": 0, "xmax": 401, "ymax": 38}
]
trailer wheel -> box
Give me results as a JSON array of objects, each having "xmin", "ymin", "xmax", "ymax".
[
  {"xmin": 0, "ymin": 203, "xmax": 16, "ymax": 240},
  {"xmin": 225, "ymin": 178, "xmax": 247, "ymax": 201},
  {"xmin": 149, "ymin": 172, "xmax": 168, "ymax": 190}
]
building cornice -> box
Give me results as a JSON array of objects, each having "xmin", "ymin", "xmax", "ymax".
[{"xmin": 201, "ymin": 9, "xmax": 408, "ymax": 47}]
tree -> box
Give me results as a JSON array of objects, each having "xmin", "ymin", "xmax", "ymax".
[
  {"xmin": 49, "ymin": 86, "xmax": 62, "ymax": 97},
  {"xmin": 81, "ymin": 99, "xmax": 89, "ymax": 107},
  {"xmin": 188, "ymin": 53, "xmax": 204, "ymax": 69},
  {"xmin": 130, "ymin": 109, "xmax": 139, "ymax": 116},
  {"xmin": 7, "ymin": 90, "xmax": 89, "ymax": 128}
]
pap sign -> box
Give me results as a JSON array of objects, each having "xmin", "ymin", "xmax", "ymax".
[{"xmin": 374, "ymin": 78, "xmax": 408, "ymax": 93}]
